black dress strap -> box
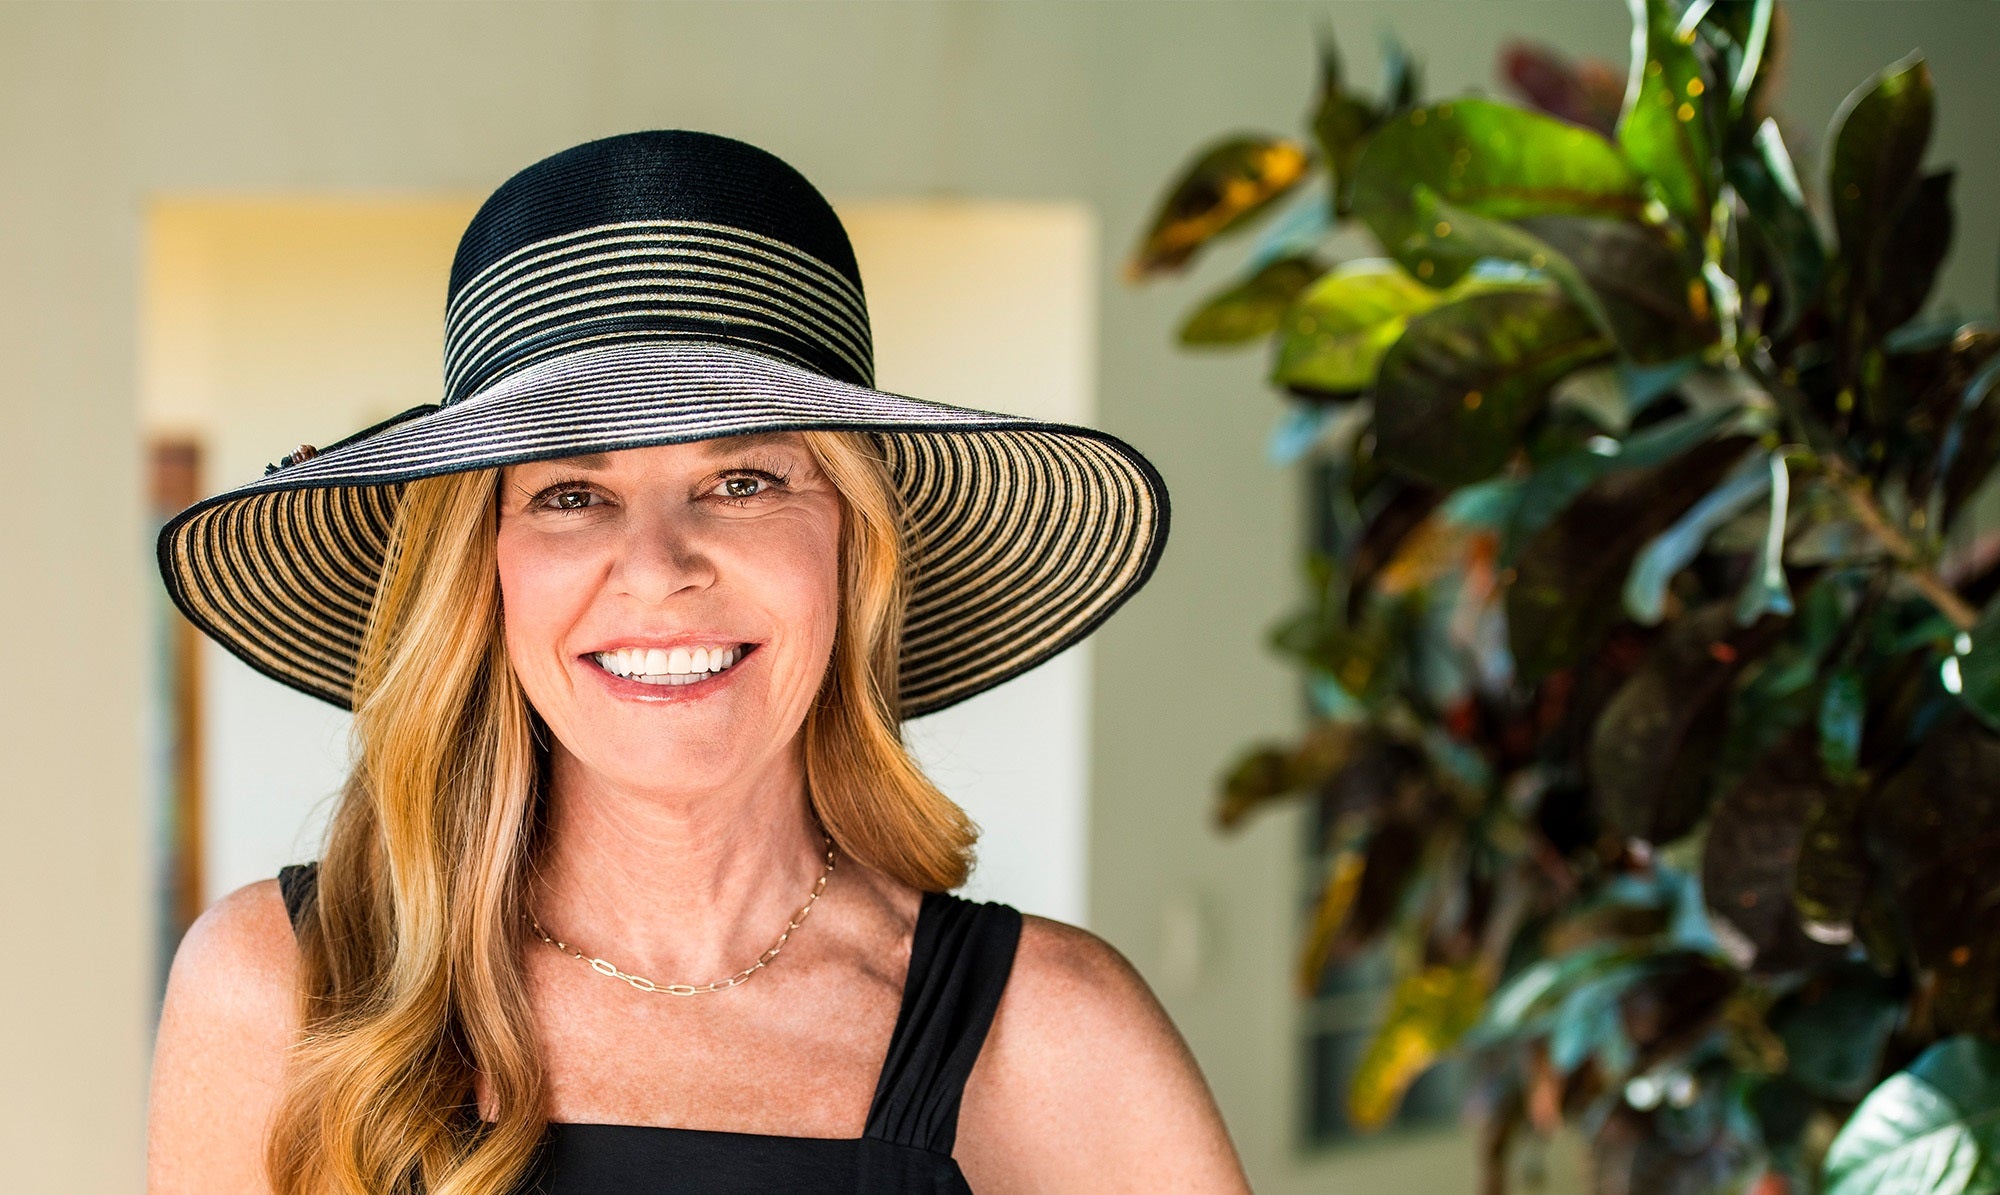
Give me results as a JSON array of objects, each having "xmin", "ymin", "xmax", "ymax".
[
  {"xmin": 863, "ymin": 889, "xmax": 1024, "ymax": 1156},
  {"xmin": 278, "ymin": 860, "xmax": 319, "ymax": 934}
]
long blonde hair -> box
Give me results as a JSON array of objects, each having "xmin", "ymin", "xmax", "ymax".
[{"xmin": 266, "ymin": 429, "xmax": 977, "ymax": 1195}]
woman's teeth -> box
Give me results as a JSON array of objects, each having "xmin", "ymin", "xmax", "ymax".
[{"xmin": 593, "ymin": 645, "xmax": 747, "ymax": 686}]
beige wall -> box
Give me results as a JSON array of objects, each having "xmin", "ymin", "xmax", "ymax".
[{"xmin": 5, "ymin": 3, "xmax": 1999, "ymax": 1192}]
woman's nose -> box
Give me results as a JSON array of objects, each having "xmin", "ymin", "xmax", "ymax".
[{"xmin": 607, "ymin": 507, "xmax": 716, "ymax": 604}]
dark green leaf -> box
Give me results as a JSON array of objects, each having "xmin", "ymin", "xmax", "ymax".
[
  {"xmin": 1507, "ymin": 435, "xmax": 1756, "ymax": 681},
  {"xmin": 1177, "ymin": 254, "xmax": 1327, "ymax": 347},
  {"xmin": 1867, "ymin": 168, "xmax": 1955, "ymax": 336},
  {"xmin": 1828, "ymin": 53, "xmax": 1934, "ymax": 273},
  {"xmin": 1619, "ymin": 0, "xmax": 1718, "ymax": 237},
  {"xmin": 1349, "ymin": 98, "xmax": 1648, "ymax": 269},
  {"xmin": 1701, "ymin": 730, "xmax": 1849, "ymax": 974},
  {"xmin": 1496, "ymin": 401, "xmax": 1744, "ymax": 568},
  {"xmin": 1791, "ymin": 775, "xmax": 1871, "ymax": 946},
  {"xmin": 1516, "ymin": 213, "xmax": 1718, "ymax": 363},
  {"xmin": 1714, "ymin": 0, "xmax": 1775, "ymax": 115},
  {"xmin": 1589, "ymin": 600, "xmax": 1771, "ymax": 845},
  {"xmin": 1771, "ymin": 963, "xmax": 1902, "ymax": 1101},
  {"xmin": 1823, "ymin": 1036, "xmax": 2000, "ymax": 1195},
  {"xmin": 1371, "ymin": 289, "xmax": 1613, "ymax": 487},
  {"xmin": 1311, "ymin": 19, "xmax": 1380, "ymax": 217},
  {"xmin": 1866, "ymin": 714, "xmax": 2000, "ymax": 1034},
  {"xmin": 1728, "ymin": 119, "xmax": 1827, "ymax": 337},
  {"xmin": 1619, "ymin": 951, "xmax": 1739, "ymax": 1069}
]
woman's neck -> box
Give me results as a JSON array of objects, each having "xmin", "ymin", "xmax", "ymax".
[{"xmin": 522, "ymin": 745, "xmax": 832, "ymax": 985}]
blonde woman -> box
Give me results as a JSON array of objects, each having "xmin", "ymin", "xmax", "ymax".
[{"xmin": 146, "ymin": 130, "xmax": 1249, "ymax": 1194}]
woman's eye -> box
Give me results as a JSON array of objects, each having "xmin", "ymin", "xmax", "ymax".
[
  {"xmin": 536, "ymin": 487, "xmax": 601, "ymax": 512},
  {"xmin": 715, "ymin": 470, "xmax": 787, "ymax": 503}
]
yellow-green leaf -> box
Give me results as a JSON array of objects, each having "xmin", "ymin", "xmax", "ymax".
[
  {"xmin": 1297, "ymin": 847, "xmax": 1367, "ymax": 995},
  {"xmin": 1618, "ymin": 0, "xmax": 1717, "ymax": 236},
  {"xmin": 1178, "ymin": 254, "xmax": 1327, "ymax": 346},
  {"xmin": 1348, "ymin": 962, "xmax": 1491, "ymax": 1131},
  {"xmin": 1270, "ymin": 259, "xmax": 1537, "ymax": 397}
]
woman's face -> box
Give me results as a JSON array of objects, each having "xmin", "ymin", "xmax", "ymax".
[{"xmin": 495, "ymin": 432, "xmax": 843, "ymax": 799}]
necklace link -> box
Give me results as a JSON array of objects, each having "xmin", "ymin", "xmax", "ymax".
[{"xmin": 523, "ymin": 833, "xmax": 837, "ymax": 996}]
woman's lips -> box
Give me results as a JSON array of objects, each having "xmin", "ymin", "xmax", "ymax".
[{"xmin": 581, "ymin": 642, "xmax": 759, "ymax": 702}]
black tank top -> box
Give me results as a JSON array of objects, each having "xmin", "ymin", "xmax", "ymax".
[{"xmin": 276, "ymin": 861, "xmax": 1024, "ymax": 1193}]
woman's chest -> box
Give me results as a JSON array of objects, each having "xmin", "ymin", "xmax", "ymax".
[{"xmin": 484, "ymin": 951, "xmax": 907, "ymax": 1136}]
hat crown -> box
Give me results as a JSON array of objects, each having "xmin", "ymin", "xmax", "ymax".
[{"xmin": 441, "ymin": 129, "xmax": 874, "ymax": 404}]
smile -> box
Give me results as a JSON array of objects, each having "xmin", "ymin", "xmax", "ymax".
[{"xmin": 590, "ymin": 644, "xmax": 754, "ymax": 688}]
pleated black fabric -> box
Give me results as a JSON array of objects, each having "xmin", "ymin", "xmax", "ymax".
[{"xmin": 275, "ymin": 861, "xmax": 1023, "ymax": 1193}]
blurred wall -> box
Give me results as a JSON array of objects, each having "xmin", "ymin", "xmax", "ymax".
[{"xmin": 4, "ymin": 2, "xmax": 1999, "ymax": 1192}]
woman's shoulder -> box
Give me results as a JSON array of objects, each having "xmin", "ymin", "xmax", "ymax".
[
  {"xmin": 955, "ymin": 912, "xmax": 1251, "ymax": 1191},
  {"xmin": 165, "ymin": 875, "xmax": 301, "ymax": 1022},
  {"xmin": 997, "ymin": 912, "xmax": 1177, "ymax": 1061},
  {"xmin": 148, "ymin": 876, "xmax": 302, "ymax": 1191},
  {"xmin": 157, "ymin": 876, "xmax": 302, "ymax": 1055}
]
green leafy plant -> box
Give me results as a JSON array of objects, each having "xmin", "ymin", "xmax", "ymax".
[{"xmin": 1127, "ymin": 2, "xmax": 2000, "ymax": 1191}]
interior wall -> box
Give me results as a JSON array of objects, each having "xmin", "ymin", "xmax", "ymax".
[{"xmin": 5, "ymin": 3, "xmax": 1998, "ymax": 1192}]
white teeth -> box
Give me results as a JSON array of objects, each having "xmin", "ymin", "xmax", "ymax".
[{"xmin": 592, "ymin": 644, "xmax": 747, "ymax": 685}]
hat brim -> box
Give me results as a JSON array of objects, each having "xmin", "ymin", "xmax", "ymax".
[{"xmin": 157, "ymin": 340, "xmax": 1170, "ymax": 719}]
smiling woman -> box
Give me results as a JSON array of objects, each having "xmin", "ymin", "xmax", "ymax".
[{"xmin": 145, "ymin": 129, "xmax": 1246, "ymax": 1194}]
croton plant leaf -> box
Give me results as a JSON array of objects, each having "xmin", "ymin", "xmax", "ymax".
[
  {"xmin": 1828, "ymin": 52, "xmax": 1934, "ymax": 282},
  {"xmin": 1507, "ymin": 434, "xmax": 1756, "ymax": 681},
  {"xmin": 1371, "ymin": 288, "xmax": 1613, "ymax": 488},
  {"xmin": 1588, "ymin": 600, "xmax": 1778, "ymax": 846},
  {"xmin": 1310, "ymin": 19, "xmax": 1379, "ymax": 217},
  {"xmin": 1823, "ymin": 1036, "xmax": 2000, "ymax": 1195},
  {"xmin": 1617, "ymin": 0, "xmax": 1719, "ymax": 238},
  {"xmin": 1863, "ymin": 714, "xmax": 2000, "ymax": 1036},
  {"xmin": 1125, "ymin": 136, "xmax": 1313, "ymax": 280},
  {"xmin": 1348, "ymin": 97, "xmax": 1650, "ymax": 269},
  {"xmin": 1348, "ymin": 961, "xmax": 1489, "ymax": 1130},
  {"xmin": 1728, "ymin": 118, "xmax": 1826, "ymax": 336},
  {"xmin": 1269, "ymin": 258, "xmax": 1536, "ymax": 397},
  {"xmin": 1178, "ymin": 254, "xmax": 1328, "ymax": 347},
  {"xmin": 1700, "ymin": 728, "xmax": 1848, "ymax": 974}
]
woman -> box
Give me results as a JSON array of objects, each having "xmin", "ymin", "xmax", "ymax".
[{"xmin": 145, "ymin": 130, "xmax": 1248, "ymax": 1193}]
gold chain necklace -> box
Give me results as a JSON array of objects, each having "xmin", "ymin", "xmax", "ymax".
[{"xmin": 522, "ymin": 832, "xmax": 837, "ymax": 996}]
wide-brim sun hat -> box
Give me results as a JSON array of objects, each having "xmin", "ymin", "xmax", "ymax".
[{"xmin": 157, "ymin": 129, "xmax": 1170, "ymax": 719}]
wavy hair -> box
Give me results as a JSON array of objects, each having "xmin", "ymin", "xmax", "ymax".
[{"xmin": 265, "ymin": 429, "xmax": 977, "ymax": 1194}]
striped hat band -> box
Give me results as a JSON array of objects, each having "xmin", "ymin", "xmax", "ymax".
[
  {"xmin": 156, "ymin": 129, "xmax": 1172, "ymax": 719},
  {"xmin": 442, "ymin": 217, "xmax": 876, "ymax": 405}
]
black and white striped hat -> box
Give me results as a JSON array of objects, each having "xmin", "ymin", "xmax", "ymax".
[{"xmin": 156, "ymin": 129, "xmax": 1170, "ymax": 718}]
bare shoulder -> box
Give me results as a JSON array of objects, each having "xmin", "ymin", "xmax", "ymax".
[
  {"xmin": 147, "ymin": 877, "xmax": 302, "ymax": 1195},
  {"xmin": 954, "ymin": 913, "xmax": 1251, "ymax": 1194}
]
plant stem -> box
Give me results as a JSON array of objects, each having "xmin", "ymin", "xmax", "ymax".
[{"xmin": 1818, "ymin": 453, "xmax": 1981, "ymax": 631}]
